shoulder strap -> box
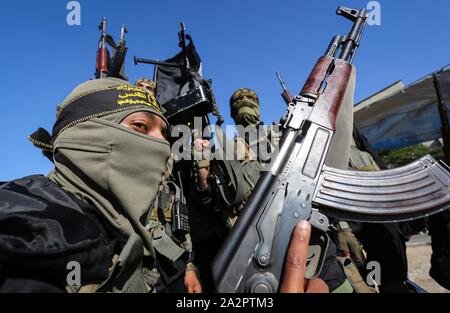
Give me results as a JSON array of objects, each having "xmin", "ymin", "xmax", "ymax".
[
  {"xmin": 149, "ymin": 223, "xmax": 186, "ymax": 262},
  {"xmin": 220, "ymin": 159, "xmax": 247, "ymax": 206},
  {"xmin": 97, "ymin": 234, "xmax": 153, "ymax": 293}
]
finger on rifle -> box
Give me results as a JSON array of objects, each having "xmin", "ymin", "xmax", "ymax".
[{"xmin": 280, "ymin": 220, "xmax": 311, "ymax": 293}]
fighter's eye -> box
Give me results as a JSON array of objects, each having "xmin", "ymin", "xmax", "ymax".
[{"xmin": 131, "ymin": 122, "xmax": 148, "ymax": 134}]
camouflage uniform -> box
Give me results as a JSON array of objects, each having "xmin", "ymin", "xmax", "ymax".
[{"xmin": 229, "ymin": 88, "xmax": 279, "ymax": 223}]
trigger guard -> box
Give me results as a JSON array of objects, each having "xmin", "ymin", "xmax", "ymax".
[{"xmin": 305, "ymin": 230, "xmax": 329, "ymax": 280}]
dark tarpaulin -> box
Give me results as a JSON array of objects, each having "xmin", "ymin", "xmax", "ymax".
[{"xmin": 155, "ymin": 40, "xmax": 202, "ymax": 105}]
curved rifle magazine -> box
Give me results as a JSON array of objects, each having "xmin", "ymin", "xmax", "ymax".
[{"xmin": 313, "ymin": 156, "xmax": 450, "ymax": 222}]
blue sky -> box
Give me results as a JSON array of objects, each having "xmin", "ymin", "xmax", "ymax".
[{"xmin": 0, "ymin": 0, "xmax": 449, "ymax": 180}]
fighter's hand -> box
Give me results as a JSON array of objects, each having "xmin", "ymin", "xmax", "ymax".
[
  {"xmin": 194, "ymin": 139, "xmax": 210, "ymax": 152},
  {"xmin": 185, "ymin": 269, "xmax": 203, "ymax": 293},
  {"xmin": 280, "ymin": 220, "xmax": 329, "ymax": 293},
  {"xmin": 197, "ymin": 167, "xmax": 210, "ymax": 191},
  {"xmin": 193, "ymin": 139, "xmax": 210, "ymax": 191},
  {"xmin": 336, "ymin": 228, "xmax": 365, "ymax": 267}
]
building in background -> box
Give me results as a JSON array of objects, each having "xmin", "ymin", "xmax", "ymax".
[{"xmin": 354, "ymin": 65, "xmax": 450, "ymax": 160}]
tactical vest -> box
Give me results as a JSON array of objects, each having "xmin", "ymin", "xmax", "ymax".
[
  {"xmin": 145, "ymin": 155, "xmax": 193, "ymax": 264},
  {"xmin": 229, "ymin": 125, "xmax": 281, "ymax": 220}
]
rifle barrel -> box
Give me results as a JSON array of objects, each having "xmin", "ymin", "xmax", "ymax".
[
  {"xmin": 338, "ymin": 8, "xmax": 367, "ymax": 62},
  {"xmin": 134, "ymin": 57, "xmax": 179, "ymax": 67}
]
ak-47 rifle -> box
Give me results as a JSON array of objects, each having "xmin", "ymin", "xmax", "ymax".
[
  {"xmin": 95, "ymin": 17, "xmax": 110, "ymax": 79},
  {"xmin": 95, "ymin": 18, "xmax": 129, "ymax": 80},
  {"xmin": 212, "ymin": 6, "xmax": 450, "ymax": 293}
]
